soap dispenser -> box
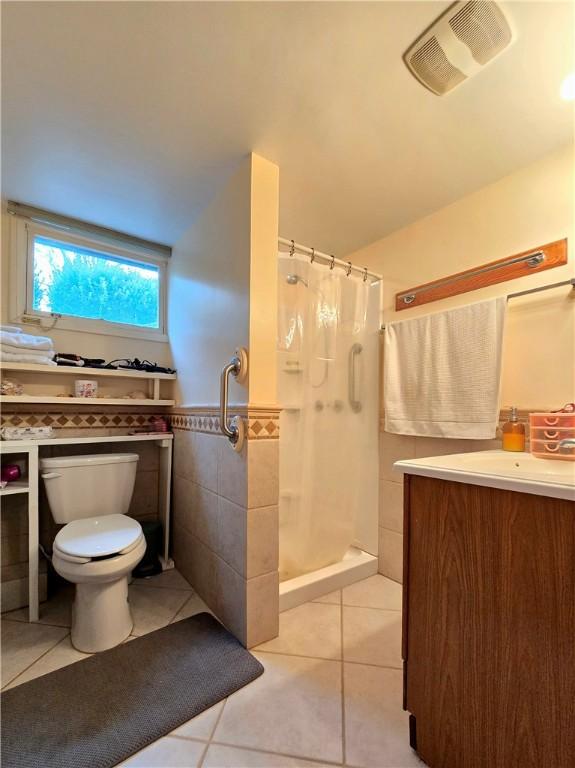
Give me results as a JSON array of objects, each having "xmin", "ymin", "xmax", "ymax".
[{"xmin": 502, "ymin": 407, "xmax": 526, "ymax": 452}]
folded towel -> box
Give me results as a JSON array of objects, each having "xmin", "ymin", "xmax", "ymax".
[
  {"xmin": 0, "ymin": 325, "xmax": 23, "ymax": 333},
  {"xmin": 0, "ymin": 349, "xmax": 57, "ymax": 366},
  {"xmin": 1, "ymin": 342, "xmax": 55, "ymax": 358},
  {"xmin": 0, "ymin": 330, "xmax": 54, "ymax": 351},
  {"xmin": 384, "ymin": 297, "xmax": 506, "ymax": 439}
]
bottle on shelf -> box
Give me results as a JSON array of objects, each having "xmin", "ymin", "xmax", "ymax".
[{"xmin": 502, "ymin": 406, "xmax": 526, "ymax": 452}]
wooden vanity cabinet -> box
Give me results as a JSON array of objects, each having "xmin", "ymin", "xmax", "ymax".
[{"xmin": 402, "ymin": 474, "xmax": 575, "ymax": 768}]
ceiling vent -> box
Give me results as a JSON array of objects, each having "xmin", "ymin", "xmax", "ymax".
[{"xmin": 404, "ymin": 1, "xmax": 514, "ymax": 96}]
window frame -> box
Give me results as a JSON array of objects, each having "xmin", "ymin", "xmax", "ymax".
[{"xmin": 10, "ymin": 218, "xmax": 169, "ymax": 341}]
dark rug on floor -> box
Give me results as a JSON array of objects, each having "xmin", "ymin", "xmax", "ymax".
[{"xmin": 1, "ymin": 613, "xmax": 264, "ymax": 768}]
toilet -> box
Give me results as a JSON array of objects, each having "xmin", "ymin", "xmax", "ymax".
[{"xmin": 40, "ymin": 453, "xmax": 147, "ymax": 653}]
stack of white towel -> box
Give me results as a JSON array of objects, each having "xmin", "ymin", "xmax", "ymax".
[{"xmin": 0, "ymin": 325, "xmax": 56, "ymax": 366}]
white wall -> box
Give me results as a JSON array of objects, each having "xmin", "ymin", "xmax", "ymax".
[
  {"xmin": 169, "ymin": 153, "xmax": 279, "ymax": 407},
  {"xmin": 350, "ymin": 144, "xmax": 575, "ymax": 409},
  {"xmin": 248, "ymin": 154, "xmax": 280, "ymax": 407},
  {"xmin": 0, "ymin": 206, "xmax": 173, "ymax": 366}
]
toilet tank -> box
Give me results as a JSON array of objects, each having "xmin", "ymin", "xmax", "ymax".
[{"xmin": 40, "ymin": 453, "xmax": 139, "ymax": 523}]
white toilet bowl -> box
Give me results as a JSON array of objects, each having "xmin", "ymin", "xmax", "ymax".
[
  {"xmin": 40, "ymin": 453, "xmax": 146, "ymax": 653},
  {"xmin": 52, "ymin": 514, "xmax": 146, "ymax": 652}
]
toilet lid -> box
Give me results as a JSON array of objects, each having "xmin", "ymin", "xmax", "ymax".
[{"xmin": 55, "ymin": 514, "xmax": 143, "ymax": 558}]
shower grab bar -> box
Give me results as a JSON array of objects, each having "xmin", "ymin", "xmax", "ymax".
[
  {"xmin": 348, "ymin": 343, "xmax": 363, "ymax": 413},
  {"xmin": 219, "ymin": 348, "xmax": 248, "ymax": 451}
]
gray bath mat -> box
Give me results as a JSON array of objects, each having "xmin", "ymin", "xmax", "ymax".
[{"xmin": 1, "ymin": 613, "xmax": 263, "ymax": 768}]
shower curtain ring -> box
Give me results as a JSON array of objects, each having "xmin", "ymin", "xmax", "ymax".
[
  {"xmin": 310, "ymin": 247, "xmax": 315, "ymax": 264},
  {"xmin": 363, "ymin": 267, "xmax": 368, "ymax": 282},
  {"xmin": 289, "ymin": 240, "xmax": 295, "ymax": 257},
  {"xmin": 346, "ymin": 261, "xmax": 352, "ymax": 277},
  {"xmin": 330, "ymin": 255, "xmax": 335, "ymax": 270}
]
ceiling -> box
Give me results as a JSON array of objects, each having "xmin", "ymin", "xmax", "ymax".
[{"xmin": 2, "ymin": 1, "xmax": 573, "ymax": 255}]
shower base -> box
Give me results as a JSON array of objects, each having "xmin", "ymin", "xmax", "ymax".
[{"xmin": 279, "ymin": 546, "xmax": 378, "ymax": 612}]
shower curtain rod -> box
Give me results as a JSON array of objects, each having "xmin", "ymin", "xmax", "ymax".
[
  {"xmin": 278, "ymin": 237, "xmax": 382, "ymax": 283},
  {"xmin": 379, "ymin": 277, "xmax": 575, "ymax": 329}
]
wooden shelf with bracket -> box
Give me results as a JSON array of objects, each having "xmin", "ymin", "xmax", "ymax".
[{"xmin": 395, "ymin": 238, "xmax": 568, "ymax": 311}]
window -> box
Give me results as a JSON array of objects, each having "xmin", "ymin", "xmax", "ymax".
[
  {"xmin": 9, "ymin": 215, "xmax": 168, "ymax": 340},
  {"xmin": 32, "ymin": 235, "xmax": 160, "ymax": 329}
]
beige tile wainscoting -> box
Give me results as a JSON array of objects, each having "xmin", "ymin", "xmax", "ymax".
[
  {"xmin": 171, "ymin": 407, "xmax": 280, "ymax": 647},
  {"xmin": 379, "ymin": 407, "xmax": 549, "ymax": 582},
  {"xmin": 377, "ymin": 408, "xmax": 539, "ymax": 583}
]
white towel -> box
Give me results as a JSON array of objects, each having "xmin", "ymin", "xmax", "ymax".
[
  {"xmin": 0, "ymin": 349, "xmax": 57, "ymax": 366},
  {"xmin": 1, "ymin": 342, "xmax": 55, "ymax": 357},
  {"xmin": 0, "ymin": 330, "xmax": 54, "ymax": 351},
  {"xmin": 384, "ymin": 297, "xmax": 506, "ymax": 439}
]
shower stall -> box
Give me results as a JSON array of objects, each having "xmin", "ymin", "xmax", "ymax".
[{"xmin": 277, "ymin": 241, "xmax": 381, "ymax": 609}]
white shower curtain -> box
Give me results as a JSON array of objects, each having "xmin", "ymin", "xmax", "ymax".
[{"xmin": 278, "ymin": 253, "xmax": 379, "ymax": 580}]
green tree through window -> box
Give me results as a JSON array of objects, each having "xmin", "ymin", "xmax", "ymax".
[{"xmin": 32, "ymin": 236, "xmax": 160, "ymax": 328}]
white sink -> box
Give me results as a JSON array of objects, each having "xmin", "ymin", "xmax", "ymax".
[{"xmin": 395, "ymin": 450, "xmax": 575, "ymax": 501}]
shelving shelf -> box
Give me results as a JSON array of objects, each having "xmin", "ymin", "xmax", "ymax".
[
  {"xmin": 0, "ymin": 362, "xmax": 176, "ymax": 405},
  {"xmin": 0, "ymin": 362, "xmax": 176, "ymax": 380},
  {"xmin": 0, "ymin": 396, "xmax": 174, "ymax": 406},
  {"xmin": 0, "ymin": 480, "xmax": 29, "ymax": 496}
]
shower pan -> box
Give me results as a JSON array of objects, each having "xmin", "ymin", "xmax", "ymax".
[{"xmin": 277, "ymin": 246, "xmax": 380, "ymax": 610}]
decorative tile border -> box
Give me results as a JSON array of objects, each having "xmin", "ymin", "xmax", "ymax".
[
  {"xmin": 2, "ymin": 404, "xmax": 547, "ymax": 440},
  {"xmin": 170, "ymin": 407, "xmax": 280, "ymax": 440},
  {"xmin": 1, "ymin": 403, "xmax": 281, "ymax": 439},
  {"xmin": 0, "ymin": 409, "xmax": 167, "ymax": 430}
]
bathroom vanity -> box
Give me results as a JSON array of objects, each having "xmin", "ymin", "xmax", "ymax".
[{"xmin": 395, "ymin": 451, "xmax": 575, "ymax": 768}]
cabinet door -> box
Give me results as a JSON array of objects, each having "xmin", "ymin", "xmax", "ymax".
[{"xmin": 404, "ymin": 475, "xmax": 575, "ymax": 768}]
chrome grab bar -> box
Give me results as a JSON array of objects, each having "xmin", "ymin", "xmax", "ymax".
[
  {"xmin": 348, "ymin": 342, "xmax": 363, "ymax": 413},
  {"xmin": 219, "ymin": 348, "xmax": 247, "ymax": 450}
]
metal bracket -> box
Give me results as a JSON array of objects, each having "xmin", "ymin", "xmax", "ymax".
[{"xmin": 219, "ymin": 347, "xmax": 248, "ymax": 451}]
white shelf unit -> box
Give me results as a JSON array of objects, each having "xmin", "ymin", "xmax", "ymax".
[
  {"xmin": 0, "ymin": 443, "xmax": 39, "ymax": 620},
  {"xmin": 0, "ymin": 396, "xmax": 174, "ymax": 406},
  {"xmin": 0, "ymin": 363, "xmax": 176, "ymax": 406},
  {"xmin": 0, "ymin": 480, "xmax": 29, "ymax": 496},
  {"xmin": 0, "ymin": 433, "xmax": 174, "ymax": 623}
]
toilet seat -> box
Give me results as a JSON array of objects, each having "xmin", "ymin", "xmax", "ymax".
[
  {"xmin": 54, "ymin": 514, "xmax": 143, "ymax": 560},
  {"xmin": 53, "ymin": 533, "xmax": 145, "ymax": 564}
]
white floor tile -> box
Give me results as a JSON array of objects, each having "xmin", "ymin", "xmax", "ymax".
[
  {"xmin": 129, "ymin": 585, "xmax": 191, "ymax": 636},
  {"xmin": 3, "ymin": 586, "xmax": 73, "ymax": 628},
  {"xmin": 134, "ymin": 569, "xmax": 194, "ymax": 591},
  {"xmin": 171, "ymin": 701, "xmax": 225, "ymax": 741},
  {"xmin": 0, "ymin": 620, "xmax": 68, "ymax": 688},
  {"xmin": 0, "ymin": 570, "xmax": 418, "ymax": 768},
  {"xmin": 4, "ymin": 635, "xmax": 89, "ymax": 689},
  {"xmin": 255, "ymin": 602, "xmax": 341, "ymax": 660},
  {"xmin": 214, "ymin": 652, "xmax": 343, "ymax": 764},
  {"xmin": 118, "ymin": 735, "xmax": 205, "ymax": 767},
  {"xmin": 343, "ymin": 607, "xmax": 402, "ymax": 668},
  {"xmin": 312, "ymin": 589, "xmax": 341, "ymax": 605},
  {"xmin": 344, "ymin": 663, "xmax": 423, "ymax": 767},
  {"xmin": 342, "ymin": 575, "xmax": 402, "ymax": 611},
  {"xmin": 171, "ymin": 594, "xmax": 213, "ymax": 623},
  {"xmin": 204, "ymin": 744, "xmax": 334, "ymax": 767}
]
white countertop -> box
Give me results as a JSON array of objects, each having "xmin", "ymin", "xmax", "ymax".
[{"xmin": 395, "ymin": 450, "xmax": 575, "ymax": 501}]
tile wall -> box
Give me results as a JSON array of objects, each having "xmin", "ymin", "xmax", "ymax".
[
  {"xmin": 377, "ymin": 410, "xmax": 534, "ymax": 582},
  {"xmin": 171, "ymin": 414, "xmax": 280, "ymax": 648}
]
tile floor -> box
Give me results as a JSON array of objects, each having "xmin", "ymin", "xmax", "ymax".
[{"xmin": 1, "ymin": 572, "xmax": 423, "ymax": 767}]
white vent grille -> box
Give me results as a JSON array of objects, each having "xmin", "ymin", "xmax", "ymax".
[
  {"xmin": 404, "ymin": 1, "xmax": 514, "ymax": 95},
  {"xmin": 449, "ymin": 1, "xmax": 512, "ymax": 64},
  {"xmin": 409, "ymin": 37, "xmax": 467, "ymax": 96}
]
